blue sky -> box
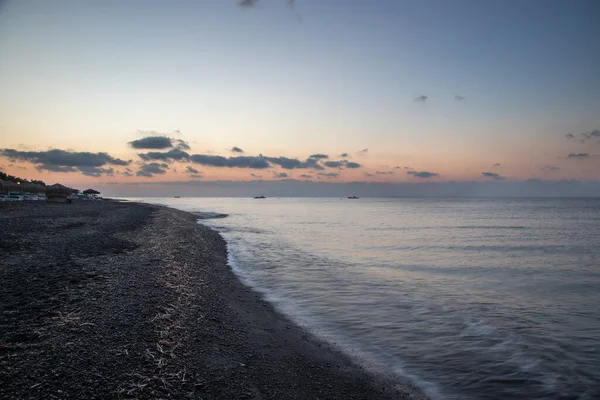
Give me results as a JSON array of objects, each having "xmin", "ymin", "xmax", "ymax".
[{"xmin": 0, "ymin": 0, "xmax": 598, "ymax": 194}]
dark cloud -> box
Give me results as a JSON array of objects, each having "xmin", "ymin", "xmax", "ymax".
[
  {"xmin": 231, "ymin": 146, "xmax": 244, "ymax": 153},
  {"xmin": 175, "ymin": 139, "xmax": 191, "ymax": 150},
  {"xmin": 129, "ymin": 135, "xmax": 190, "ymax": 151},
  {"xmin": 1, "ymin": 148, "xmax": 130, "ymax": 167},
  {"xmin": 376, "ymin": 171, "xmax": 394, "ymax": 175},
  {"xmin": 265, "ymin": 156, "xmax": 324, "ymax": 170},
  {"xmin": 136, "ymin": 163, "xmax": 169, "ymax": 177},
  {"xmin": 340, "ymin": 153, "xmax": 349, "ymax": 158},
  {"xmin": 318, "ymin": 172, "xmax": 339, "ymax": 178},
  {"xmin": 189, "ymin": 154, "xmax": 270, "ymax": 169},
  {"xmin": 238, "ymin": 0, "xmax": 259, "ymax": 6},
  {"xmin": 323, "ymin": 161, "xmax": 344, "ymax": 168},
  {"xmin": 364, "ymin": 173, "xmax": 374, "ymax": 177},
  {"xmin": 129, "ymin": 136, "xmax": 173, "ymax": 149},
  {"xmin": 250, "ymin": 173, "xmax": 262, "ymax": 178},
  {"xmin": 541, "ymin": 165, "xmax": 560, "ymax": 171},
  {"xmin": 455, "ymin": 95, "xmax": 466, "ymax": 101},
  {"xmin": 138, "ymin": 148, "xmax": 190, "ymax": 162},
  {"xmin": 309, "ymin": 153, "xmax": 329, "ymax": 159},
  {"xmin": 35, "ymin": 164, "xmax": 78, "ymax": 173},
  {"xmin": 299, "ymin": 174, "xmax": 312, "ymax": 179},
  {"xmin": 357, "ymin": 148, "xmax": 368, "ymax": 155},
  {"xmin": 303, "ymin": 157, "xmax": 325, "ymax": 170},
  {"xmin": 407, "ymin": 171, "xmax": 439, "ymax": 178},
  {"xmin": 565, "ymin": 130, "xmax": 599, "ymax": 143},
  {"xmin": 274, "ymin": 172, "xmax": 289, "ymax": 178},
  {"xmin": 79, "ymin": 166, "xmax": 115, "ymax": 177},
  {"xmin": 186, "ymin": 154, "xmax": 330, "ymax": 170},
  {"xmin": 122, "ymin": 170, "xmax": 134, "ymax": 177},
  {"xmin": 414, "ymin": 95, "xmax": 428, "ymax": 103},
  {"xmin": 189, "ymin": 174, "xmax": 204, "ymax": 179},
  {"xmin": 481, "ymin": 172, "xmax": 505, "ymax": 180},
  {"xmin": 323, "ymin": 160, "xmax": 362, "ymax": 169},
  {"xmin": 186, "ymin": 166, "xmax": 199, "ymax": 174},
  {"xmin": 492, "ymin": 163, "xmax": 501, "ymax": 167},
  {"xmin": 567, "ymin": 153, "xmax": 590, "ymax": 158}
]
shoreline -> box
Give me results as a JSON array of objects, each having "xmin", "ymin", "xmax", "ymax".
[{"xmin": 0, "ymin": 200, "xmax": 428, "ymax": 399}]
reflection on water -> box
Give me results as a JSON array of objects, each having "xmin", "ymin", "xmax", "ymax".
[{"xmin": 128, "ymin": 197, "xmax": 600, "ymax": 400}]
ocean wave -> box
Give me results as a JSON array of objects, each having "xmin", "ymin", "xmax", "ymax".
[{"xmin": 193, "ymin": 211, "xmax": 229, "ymax": 219}]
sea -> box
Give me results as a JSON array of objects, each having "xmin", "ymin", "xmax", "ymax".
[{"xmin": 126, "ymin": 197, "xmax": 600, "ymax": 399}]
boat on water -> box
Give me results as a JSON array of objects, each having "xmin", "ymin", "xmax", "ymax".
[
  {"xmin": 174, "ymin": 196, "xmax": 181, "ymax": 198},
  {"xmin": 348, "ymin": 195, "xmax": 359, "ymax": 199},
  {"xmin": 253, "ymin": 196, "xmax": 266, "ymax": 199}
]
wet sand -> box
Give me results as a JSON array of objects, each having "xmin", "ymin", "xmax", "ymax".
[{"xmin": 0, "ymin": 200, "xmax": 427, "ymax": 399}]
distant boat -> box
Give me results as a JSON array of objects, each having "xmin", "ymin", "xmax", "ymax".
[
  {"xmin": 253, "ymin": 196, "xmax": 266, "ymax": 199},
  {"xmin": 347, "ymin": 195, "xmax": 359, "ymax": 199},
  {"xmin": 174, "ymin": 196, "xmax": 181, "ymax": 198}
]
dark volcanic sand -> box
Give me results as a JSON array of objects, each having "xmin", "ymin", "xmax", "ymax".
[{"xmin": 0, "ymin": 201, "xmax": 427, "ymax": 399}]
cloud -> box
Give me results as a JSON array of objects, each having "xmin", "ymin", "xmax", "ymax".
[
  {"xmin": 340, "ymin": 153, "xmax": 349, "ymax": 158},
  {"xmin": 138, "ymin": 149, "xmax": 190, "ymax": 161},
  {"xmin": 230, "ymin": 146, "xmax": 244, "ymax": 153},
  {"xmin": 78, "ymin": 166, "xmax": 115, "ymax": 177},
  {"xmin": 345, "ymin": 162, "xmax": 361, "ymax": 168},
  {"xmin": 136, "ymin": 163, "xmax": 168, "ymax": 177},
  {"xmin": 299, "ymin": 174, "xmax": 312, "ymax": 179},
  {"xmin": 138, "ymin": 148, "xmax": 190, "ymax": 162},
  {"xmin": 309, "ymin": 153, "xmax": 329, "ymax": 160},
  {"xmin": 323, "ymin": 160, "xmax": 362, "ymax": 169},
  {"xmin": 190, "ymin": 154, "xmax": 270, "ymax": 169},
  {"xmin": 238, "ymin": 0, "xmax": 259, "ymax": 6},
  {"xmin": 376, "ymin": 171, "xmax": 394, "ymax": 175},
  {"xmin": 567, "ymin": 153, "xmax": 590, "ymax": 159},
  {"xmin": 407, "ymin": 170, "xmax": 439, "ymax": 178},
  {"xmin": 122, "ymin": 170, "xmax": 134, "ymax": 177},
  {"xmin": 323, "ymin": 161, "xmax": 343, "ymax": 168},
  {"xmin": 414, "ymin": 95, "xmax": 428, "ymax": 103},
  {"xmin": 318, "ymin": 172, "xmax": 339, "ymax": 178},
  {"xmin": 455, "ymin": 95, "xmax": 466, "ymax": 101},
  {"xmin": 1, "ymin": 148, "xmax": 130, "ymax": 168},
  {"xmin": 364, "ymin": 173, "xmax": 374, "ymax": 177},
  {"xmin": 186, "ymin": 166, "xmax": 199, "ymax": 174},
  {"xmin": 250, "ymin": 173, "xmax": 262, "ymax": 178},
  {"xmin": 274, "ymin": 172, "xmax": 289, "ymax": 178},
  {"xmin": 35, "ymin": 164, "xmax": 78, "ymax": 173},
  {"xmin": 481, "ymin": 172, "xmax": 506, "ymax": 180},
  {"xmin": 357, "ymin": 148, "xmax": 368, "ymax": 155},
  {"xmin": 264, "ymin": 156, "xmax": 325, "ymax": 170},
  {"xmin": 541, "ymin": 165, "xmax": 560, "ymax": 171},
  {"xmin": 175, "ymin": 139, "xmax": 191, "ymax": 150},
  {"xmin": 565, "ymin": 130, "xmax": 599, "ymax": 143},
  {"xmin": 129, "ymin": 135, "xmax": 190, "ymax": 150},
  {"xmin": 129, "ymin": 136, "xmax": 173, "ymax": 149},
  {"xmin": 189, "ymin": 174, "xmax": 204, "ymax": 179},
  {"xmin": 492, "ymin": 163, "xmax": 501, "ymax": 167}
]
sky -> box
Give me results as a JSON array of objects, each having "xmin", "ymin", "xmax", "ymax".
[{"xmin": 0, "ymin": 0, "xmax": 599, "ymax": 196}]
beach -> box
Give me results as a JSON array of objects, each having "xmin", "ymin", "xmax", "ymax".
[{"xmin": 0, "ymin": 200, "xmax": 425, "ymax": 399}]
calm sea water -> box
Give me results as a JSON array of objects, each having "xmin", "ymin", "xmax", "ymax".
[{"xmin": 128, "ymin": 197, "xmax": 600, "ymax": 399}]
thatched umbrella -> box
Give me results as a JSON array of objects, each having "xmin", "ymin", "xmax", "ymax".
[
  {"xmin": 83, "ymin": 189, "xmax": 101, "ymax": 195},
  {"xmin": 20, "ymin": 182, "xmax": 46, "ymax": 194}
]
